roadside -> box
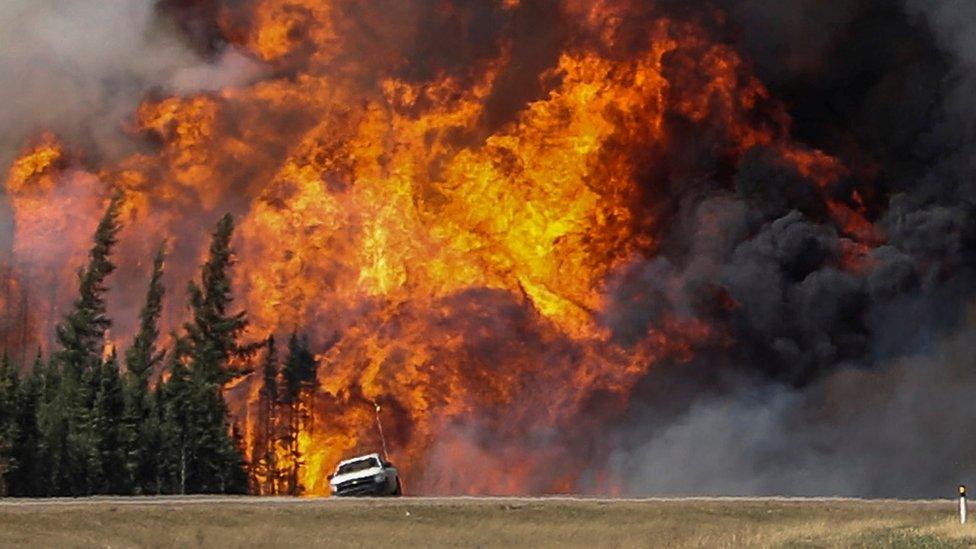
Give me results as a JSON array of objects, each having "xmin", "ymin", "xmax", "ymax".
[{"xmin": 1, "ymin": 497, "xmax": 973, "ymax": 547}]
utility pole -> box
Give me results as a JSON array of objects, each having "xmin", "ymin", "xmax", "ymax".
[{"xmin": 373, "ymin": 401, "xmax": 390, "ymax": 461}]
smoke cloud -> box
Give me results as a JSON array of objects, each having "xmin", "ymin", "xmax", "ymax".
[
  {"xmin": 612, "ymin": 307, "xmax": 976, "ymax": 497},
  {"xmin": 599, "ymin": 0, "xmax": 976, "ymax": 498},
  {"xmin": 0, "ymin": 0, "xmax": 259, "ymax": 170}
]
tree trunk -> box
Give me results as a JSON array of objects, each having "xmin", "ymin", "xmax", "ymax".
[{"xmin": 179, "ymin": 443, "xmax": 186, "ymax": 495}]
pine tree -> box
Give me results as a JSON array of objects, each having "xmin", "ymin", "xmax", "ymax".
[
  {"xmin": 125, "ymin": 242, "xmax": 167, "ymax": 379},
  {"xmin": 158, "ymin": 335, "xmax": 192, "ymax": 494},
  {"xmin": 142, "ymin": 388, "xmax": 164, "ymax": 494},
  {"xmin": 7, "ymin": 353, "xmax": 43, "ymax": 496},
  {"xmin": 121, "ymin": 380, "xmax": 163, "ymax": 495},
  {"xmin": 160, "ymin": 363, "xmax": 247, "ymax": 494},
  {"xmin": 123, "ymin": 243, "xmax": 167, "ymax": 494},
  {"xmin": 184, "ymin": 214, "xmax": 253, "ymax": 385},
  {"xmin": 197, "ymin": 382, "xmax": 248, "ymax": 494},
  {"xmin": 260, "ymin": 337, "xmax": 279, "ymax": 428},
  {"xmin": 280, "ymin": 332, "xmax": 317, "ymax": 495},
  {"xmin": 160, "ymin": 214, "xmax": 250, "ymax": 494},
  {"xmin": 37, "ymin": 350, "xmax": 59, "ymax": 408},
  {"xmin": 55, "ymin": 192, "xmax": 123, "ymax": 385},
  {"xmin": 50, "ymin": 192, "xmax": 124, "ymax": 495},
  {"xmin": 36, "ymin": 352, "xmax": 71, "ymax": 495},
  {"xmin": 0, "ymin": 353, "xmax": 19, "ymax": 496},
  {"xmin": 90, "ymin": 351, "xmax": 128, "ymax": 494},
  {"xmin": 224, "ymin": 421, "xmax": 249, "ymax": 493},
  {"xmin": 250, "ymin": 336, "xmax": 280, "ymax": 494}
]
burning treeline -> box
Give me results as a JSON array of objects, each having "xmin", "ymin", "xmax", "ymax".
[{"xmin": 1, "ymin": 0, "xmax": 973, "ymax": 496}]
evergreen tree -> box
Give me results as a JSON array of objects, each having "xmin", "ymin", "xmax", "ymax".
[
  {"xmin": 160, "ymin": 214, "xmax": 250, "ymax": 494},
  {"xmin": 250, "ymin": 336, "xmax": 280, "ymax": 494},
  {"xmin": 260, "ymin": 337, "xmax": 278, "ymax": 426},
  {"xmin": 184, "ymin": 214, "xmax": 253, "ymax": 385},
  {"xmin": 158, "ymin": 335, "xmax": 192, "ymax": 494},
  {"xmin": 192, "ymin": 379, "xmax": 247, "ymax": 494},
  {"xmin": 123, "ymin": 243, "xmax": 167, "ymax": 494},
  {"xmin": 36, "ymin": 352, "xmax": 72, "ymax": 495},
  {"xmin": 159, "ymin": 348, "xmax": 247, "ymax": 495},
  {"xmin": 225, "ymin": 421, "xmax": 249, "ymax": 493},
  {"xmin": 90, "ymin": 351, "xmax": 127, "ymax": 494},
  {"xmin": 121, "ymin": 380, "xmax": 163, "ymax": 495},
  {"xmin": 7, "ymin": 353, "xmax": 44, "ymax": 496},
  {"xmin": 282, "ymin": 333, "xmax": 316, "ymax": 405},
  {"xmin": 142, "ymin": 389, "xmax": 164, "ymax": 494},
  {"xmin": 125, "ymin": 242, "xmax": 167, "ymax": 379},
  {"xmin": 0, "ymin": 353, "xmax": 19, "ymax": 496},
  {"xmin": 50, "ymin": 193, "xmax": 124, "ymax": 495},
  {"xmin": 280, "ymin": 332, "xmax": 317, "ymax": 495},
  {"xmin": 55, "ymin": 192, "xmax": 123, "ymax": 384},
  {"xmin": 0, "ymin": 209, "xmax": 267, "ymax": 497},
  {"xmin": 38, "ymin": 351, "xmax": 59, "ymax": 408}
]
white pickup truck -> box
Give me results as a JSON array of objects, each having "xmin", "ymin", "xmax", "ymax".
[{"xmin": 328, "ymin": 453, "xmax": 402, "ymax": 497}]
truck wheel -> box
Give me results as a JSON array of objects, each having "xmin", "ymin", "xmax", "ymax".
[{"xmin": 392, "ymin": 478, "xmax": 402, "ymax": 496}]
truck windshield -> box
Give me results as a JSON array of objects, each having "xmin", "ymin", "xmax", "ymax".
[{"xmin": 337, "ymin": 458, "xmax": 379, "ymax": 475}]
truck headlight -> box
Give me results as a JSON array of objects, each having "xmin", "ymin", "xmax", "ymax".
[{"xmin": 374, "ymin": 474, "xmax": 386, "ymax": 483}]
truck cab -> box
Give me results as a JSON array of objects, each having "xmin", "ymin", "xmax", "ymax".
[{"xmin": 328, "ymin": 453, "xmax": 401, "ymax": 497}]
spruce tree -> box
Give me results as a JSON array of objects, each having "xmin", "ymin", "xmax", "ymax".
[
  {"xmin": 32, "ymin": 351, "xmax": 59, "ymax": 496},
  {"xmin": 36, "ymin": 353, "xmax": 71, "ymax": 495},
  {"xmin": 8, "ymin": 353, "xmax": 43, "ymax": 496},
  {"xmin": 90, "ymin": 351, "xmax": 127, "ymax": 494},
  {"xmin": 250, "ymin": 336, "xmax": 280, "ymax": 494},
  {"xmin": 260, "ymin": 336, "xmax": 278, "ymax": 424},
  {"xmin": 0, "ymin": 353, "xmax": 19, "ymax": 496},
  {"xmin": 125, "ymin": 242, "xmax": 167, "ymax": 379},
  {"xmin": 51, "ymin": 192, "xmax": 124, "ymax": 494},
  {"xmin": 193, "ymin": 379, "xmax": 247, "ymax": 494},
  {"xmin": 184, "ymin": 214, "xmax": 253, "ymax": 385},
  {"xmin": 282, "ymin": 333, "xmax": 316, "ymax": 405},
  {"xmin": 160, "ymin": 357, "xmax": 247, "ymax": 494},
  {"xmin": 123, "ymin": 242, "xmax": 167, "ymax": 493},
  {"xmin": 161, "ymin": 214, "xmax": 250, "ymax": 494},
  {"xmin": 280, "ymin": 333, "xmax": 317, "ymax": 495},
  {"xmin": 55, "ymin": 192, "xmax": 123, "ymax": 384},
  {"xmin": 142, "ymin": 388, "xmax": 164, "ymax": 494},
  {"xmin": 158, "ymin": 334, "xmax": 192, "ymax": 494}
]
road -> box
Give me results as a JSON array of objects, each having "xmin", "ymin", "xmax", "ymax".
[{"xmin": 0, "ymin": 494, "xmax": 952, "ymax": 505}]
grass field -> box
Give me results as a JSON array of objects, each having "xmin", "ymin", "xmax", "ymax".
[{"xmin": 1, "ymin": 496, "xmax": 975, "ymax": 548}]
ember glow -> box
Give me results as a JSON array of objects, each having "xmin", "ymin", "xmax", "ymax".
[{"xmin": 7, "ymin": 0, "xmax": 961, "ymax": 497}]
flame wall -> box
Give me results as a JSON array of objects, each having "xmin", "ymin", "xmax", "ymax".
[{"xmin": 4, "ymin": 0, "xmax": 976, "ymax": 497}]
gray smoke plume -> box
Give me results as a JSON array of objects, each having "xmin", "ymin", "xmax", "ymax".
[
  {"xmin": 0, "ymin": 0, "xmax": 259, "ymax": 171},
  {"xmin": 611, "ymin": 308, "xmax": 976, "ymax": 497}
]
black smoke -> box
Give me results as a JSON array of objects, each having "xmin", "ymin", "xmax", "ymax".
[{"xmin": 598, "ymin": 0, "xmax": 976, "ymax": 497}]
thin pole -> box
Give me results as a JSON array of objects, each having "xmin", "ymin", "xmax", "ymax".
[
  {"xmin": 374, "ymin": 401, "xmax": 390, "ymax": 461},
  {"xmin": 961, "ymin": 485, "xmax": 968, "ymax": 525}
]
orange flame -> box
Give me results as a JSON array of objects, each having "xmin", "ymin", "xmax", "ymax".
[{"xmin": 2, "ymin": 1, "xmax": 882, "ymax": 494}]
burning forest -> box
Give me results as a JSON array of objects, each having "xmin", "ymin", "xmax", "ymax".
[{"xmin": 2, "ymin": 0, "xmax": 976, "ymax": 498}]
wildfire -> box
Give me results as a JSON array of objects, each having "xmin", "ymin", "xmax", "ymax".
[{"xmin": 1, "ymin": 0, "xmax": 881, "ymax": 495}]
